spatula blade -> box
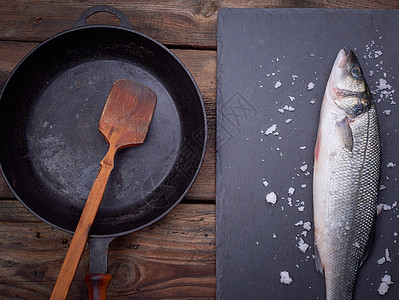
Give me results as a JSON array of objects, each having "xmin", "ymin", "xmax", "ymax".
[{"xmin": 99, "ymin": 79, "xmax": 157, "ymax": 149}]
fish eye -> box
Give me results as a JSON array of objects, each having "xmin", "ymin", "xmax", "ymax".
[{"xmin": 351, "ymin": 66, "xmax": 361, "ymax": 78}]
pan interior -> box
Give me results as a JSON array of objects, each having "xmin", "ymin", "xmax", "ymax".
[{"xmin": 0, "ymin": 27, "xmax": 206, "ymax": 236}]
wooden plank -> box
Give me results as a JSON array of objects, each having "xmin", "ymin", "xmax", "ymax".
[
  {"xmin": 0, "ymin": 1, "xmax": 399, "ymax": 48},
  {"xmin": 0, "ymin": 199, "xmax": 216, "ymax": 299},
  {"xmin": 0, "ymin": 42, "xmax": 216, "ymax": 201}
]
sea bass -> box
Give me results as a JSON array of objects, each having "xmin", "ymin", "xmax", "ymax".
[{"xmin": 313, "ymin": 49, "xmax": 380, "ymax": 300}]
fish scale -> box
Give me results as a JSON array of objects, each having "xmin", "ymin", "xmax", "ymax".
[{"xmin": 313, "ymin": 49, "xmax": 380, "ymax": 300}]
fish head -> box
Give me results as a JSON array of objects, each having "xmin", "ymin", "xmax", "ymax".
[{"xmin": 328, "ymin": 48, "xmax": 372, "ymax": 120}]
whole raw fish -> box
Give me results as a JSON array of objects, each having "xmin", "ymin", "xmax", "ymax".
[{"xmin": 313, "ymin": 49, "xmax": 380, "ymax": 300}]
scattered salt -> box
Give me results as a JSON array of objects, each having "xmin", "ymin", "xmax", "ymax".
[
  {"xmin": 289, "ymin": 96, "xmax": 295, "ymax": 101},
  {"xmin": 383, "ymin": 110, "xmax": 392, "ymax": 116},
  {"xmin": 300, "ymin": 164, "xmax": 308, "ymax": 172},
  {"xmin": 295, "ymin": 221, "xmax": 304, "ymax": 226},
  {"xmin": 387, "ymin": 162, "xmax": 396, "ymax": 168},
  {"xmin": 299, "ymin": 146, "xmax": 307, "ymax": 150},
  {"xmin": 280, "ymin": 271, "xmax": 293, "ymax": 285},
  {"xmin": 378, "ymin": 274, "xmax": 393, "ymax": 295},
  {"xmin": 266, "ymin": 192, "xmax": 277, "ymax": 205},
  {"xmin": 265, "ymin": 124, "xmax": 277, "ymax": 135},
  {"xmin": 298, "ymin": 238, "xmax": 309, "ymax": 253},
  {"xmin": 377, "ymin": 78, "xmax": 392, "ymax": 90},
  {"xmin": 262, "ymin": 180, "xmax": 269, "ymax": 187},
  {"xmin": 275, "ymin": 81, "xmax": 282, "ymax": 89},
  {"xmin": 278, "ymin": 108, "xmax": 285, "ymax": 113},
  {"xmin": 385, "ymin": 248, "xmax": 392, "ymax": 262},
  {"xmin": 377, "ymin": 257, "xmax": 386, "ymax": 265},
  {"xmin": 288, "ymin": 187, "xmax": 296, "ymax": 196},
  {"xmin": 301, "ymin": 184, "xmax": 307, "ymax": 188},
  {"xmin": 273, "ymin": 233, "xmax": 277, "ymax": 239},
  {"xmin": 303, "ymin": 221, "xmax": 312, "ymax": 231},
  {"xmin": 298, "ymin": 206, "xmax": 305, "ymax": 212},
  {"xmin": 285, "ymin": 119, "xmax": 292, "ymax": 124},
  {"xmin": 284, "ymin": 105, "xmax": 295, "ymax": 112},
  {"xmin": 375, "ymin": 50, "xmax": 383, "ymax": 58},
  {"xmin": 378, "ymin": 282, "xmax": 390, "ymax": 295},
  {"xmin": 307, "ymin": 82, "xmax": 315, "ymax": 91}
]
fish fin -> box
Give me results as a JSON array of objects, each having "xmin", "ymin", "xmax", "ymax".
[
  {"xmin": 335, "ymin": 117, "xmax": 353, "ymax": 151},
  {"xmin": 314, "ymin": 242, "xmax": 324, "ymax": 274},
  {"xmin": 359, "ymin": 215, "xmax": 377, "ymax": 267}
]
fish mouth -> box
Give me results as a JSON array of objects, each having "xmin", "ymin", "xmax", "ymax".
[{"xmin": 336, "ymin": 48, "xmax": 358, "ymax": 69}]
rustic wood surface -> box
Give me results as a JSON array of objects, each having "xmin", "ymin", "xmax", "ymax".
[{"xmin": 0, "ymin": 1, "xmax": 398, "ymax": 299}]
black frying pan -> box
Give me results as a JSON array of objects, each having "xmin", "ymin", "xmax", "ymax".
[{"xmin": 0, "ymin": 5, "xmax": 206, "ymax": 297}]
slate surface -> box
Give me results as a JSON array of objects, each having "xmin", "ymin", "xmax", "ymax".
[{"xmin": 216, "ymin": 8, "xmax": 399, "ymax": 300}]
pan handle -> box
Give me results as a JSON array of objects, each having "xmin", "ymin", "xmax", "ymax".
[
  {"xmin": 74, "ymin": 5, "xmax": 133, "ymax": 29},
  {"xmin": 85, "ymin": 237, "xmax": 115, "ymax": 300}
]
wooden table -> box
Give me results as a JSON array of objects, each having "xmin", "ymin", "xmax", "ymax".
[{"xmin": 0, "ymin": 1, "xmax": 398, "ymax": 299}]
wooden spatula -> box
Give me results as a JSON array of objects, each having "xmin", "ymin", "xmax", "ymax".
[{"xmin": 50, "ymin": 79, "xmax": 157, "ymax": 300}]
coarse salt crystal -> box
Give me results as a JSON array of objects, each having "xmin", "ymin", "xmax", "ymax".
[
  {"xmin": 377, "ymin": 257, "xmax": 386, "ymax": 265},
  {"xmin": 377, "ymin": 78, "xmax": 392, "ymax": 90},
  {"xmin": 280, "ymin": 271, "xmax": 293, "ymax": 285},
  {"xmin": 382, "ymin": 274, "xmax": 393, "ymax": 285},
  {"xmin": 378, "ymin": 282, "xmax": 390, "ymax": 295},
  {"xmin": 266, "ymin": 192, "xmax": 277, "ymax": 205},
  {"xmin": 301, "ymin": 184, "xmax": 307, "ymax": 188},
  {"xmin": 285, "ymin": 119, "xmax": 292, "ymax": 124},
  {"xmin": 288, "ymin": 187, "xmax": 295, "ymax": 196},
  {"xmin": 300, "ymin": 146, "xmax": 307, "ymax": 150},
  {"xmin": 378, "ymin": 274, "xmax": 393, "ymax": 295},
  {"xmin": 265, "ymin": 124, "xmax": 277, "ymax": 135},
  {"xmin": 387, "ymin": 162, "xmax": 396, "ymax": 168},
  {"xmin": 298, "ymin": 238, "xmax": 309, "ymax": 253},
  {"xmin": 275, "ymin": 81, "xmax": 282, "ymax": 89},
  {"xmin": 284, "ymin": 105, "xmax": 295, "ymax": 112},
  {"xmin": 289, "ymin": 96, "xmax": 295, "ymax": 101},
  {"xmin": 300, "ymin": 164, "xmax": 308, "ymax": 172},
  {"xmin": 295, "ymin": 220, "xmax": 304, "ymax": 226},
  {"xmin": 385, "ymin": 248, "xmax": 392, "ymax": 262},
  {"xmin": 262, "ymin": 180, "xmax": 269, "ymax": 187},
  {"xmin": 298, "ymin": 206, "xmax": 305, "ymax": 212},
  {"xmin": 307, "ymin": 82, "xmax": 315, "ymax": 90},
  {"xmin": 303, "ymin": 221, "xmax": 312, "ymax": 231},
  {"xmin": 383, "ymin": 110, "xmax": 392, "ymax": 116}
]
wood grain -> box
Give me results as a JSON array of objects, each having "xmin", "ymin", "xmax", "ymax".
[
  {"xmin": 0, "ymin": 199, "xmax": 216, "ymax": 299},
  {"xmin": 0, "ymin": 1, "xmax": 398, "ymax": 48},
  {"xmin": 0, "ymin": 42, "xmax": 217, "ymax": 201}
]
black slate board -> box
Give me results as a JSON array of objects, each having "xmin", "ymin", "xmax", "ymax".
[{"xmin": 216, "ymin": 8, "xmax": 399, "ymax": 300}]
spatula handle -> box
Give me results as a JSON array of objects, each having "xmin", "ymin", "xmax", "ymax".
[{"xmin": 50, "ymin": 145, "xmax": 117, "ymax": 300}]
